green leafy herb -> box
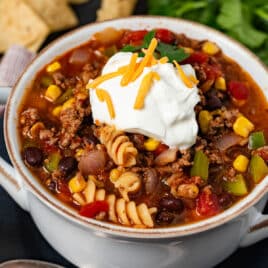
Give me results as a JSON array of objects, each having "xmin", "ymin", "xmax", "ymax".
[
  {"xmin": 121, "ymin": 45, "xmax": 141, "ymax": 52},
  {"xmin": 217, "ymin": 0, "xmax": 267, "ymax": 49},
  {"xmin": 148, "ymin": 0, "xmax": 268, "ymax": 65},
  {"xmin": 121, "ymin": 29, "xmax": 189, "ymax": 62},
  {"xmin": 157, "ymin": 42, "xmax": 189, "ymax": 62},
  {"xmin": 143, "ymin": 30, "xmax": 156, "ymax": 47}
]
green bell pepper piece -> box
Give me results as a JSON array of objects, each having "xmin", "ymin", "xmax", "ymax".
[
  {"xmin": 55, "ymin": 88, "xmax": 73, "ymax": 105},
  {"xmin": 248, "ymin": 131, "xmax": 266, "ymax": 150},
  {"xmin": 249, "ymin": 155, "xmax": 268, "ymax": 183},
  {"xmin": 190, "ymin": 150, "xmax": 209, "ymax": 180},
  {"xmin": 104, "ymin": 45, "xmax": 118, "ymax": 57},
  {"xmin": 224, "ymin": 174, "xmax": 248, "ymax": 196},
  {"xmin": 45, "ymin": 152, "xmax": 61, "ymax": 172},
  {"xmin": 40, "ymin": 76, "xmax": 53, "ymax": 88}
]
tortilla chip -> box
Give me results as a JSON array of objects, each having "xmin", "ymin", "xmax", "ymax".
[
  {"xmin": 97, "ymin": 0, "xmax": 137, "ymax": 21},
  {"xmin": 0, "ymin": 0, "xmax": 49, "ymax": 53},
  {"xmin": 24, "ymin": 0, "xmax": 78, "ymax": 32}
]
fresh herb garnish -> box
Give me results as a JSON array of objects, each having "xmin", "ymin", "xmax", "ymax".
[
  {"xmin": 148, "ymin": 0, "xmax": 268, "ymax": 65},
  {"xmin": 121, "ymin": 45, "xmax": 141, "ymax": 52},
  {"xmin": 157, "ymin": 42, "xmax": 189, "ymax": 62},
  {"xmin": 121, "ymin": 29, "xmax": 189, "ymax": 62},
  {"xmin": 143, "ymin": 30, "xmax": 156, "ymax": 47}
]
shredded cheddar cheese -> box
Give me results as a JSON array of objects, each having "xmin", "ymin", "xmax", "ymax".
[
  {"xmin": 87, "ymin": 70, "xmax": 125, "ymax": 89},
  {"xmin": 131, "ymin": 38, "xmax": 158, "ymax": 82},
  {"xmin": 159, "ymin": 57, "xmax": 169, "ymax": 64},
  {"xmin": 173, "ymin": 60, "xmax": 194, "ymax": 88},
  {"xmin": 150, "ymin": 57, "xmax": 158, "ymax": 66},
  {"xmin": 95, "ymin": 88, "xmax": 115, "ymax": 119},
  {"xmin": 189, "ymin": 75, "xmax": 199, "ymax": 85},
  {"xmin": 134, "ymin": 71, "xmax": 160, "ymax": 110},
  {"xmin": 120, "ymin": 53, "xmax": 138, "ymax": 86}
]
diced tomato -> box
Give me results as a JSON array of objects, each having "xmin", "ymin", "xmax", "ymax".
[
  {"xmin": 196, "ymin": 188, "xmax": 220, "ymax": 217},
  {"xmin": 42, "ymin": 143, "xmax": 58, "ymax": 153},
  {"xmin": 183, "ymin": 52, "xmax": 208, "ymax": 64},
  {"xmin": 203, "ymin": 64, "xmax": 222, "ymax": 80},
  {"xmin": 57, "ymin": 179, "xmax": 71, "ymax": 196},
  {"xmin": 79, "ymin": 201, "xmax": 109, "ymax": 218},
  {"xmin": 256, "ymin": 147, "xmax": 268, "ymax": 162},
  {"xmin": 154, "ymin": 143, "xmax": 169, "ymax": 156},
  {"xmin": 56, "ymin": 179, "xmax": 72, "ymax": 203},
  {"xmin": 228, "ymin": 81, "xmax": 249, "ymax": 100},
  {"xmin": 120, "ymin": 30, "xmax": 148, "ymax": 46},
  {"xmin": 155, "ymin": 28, "xmax": 175, "ymax": 44}
]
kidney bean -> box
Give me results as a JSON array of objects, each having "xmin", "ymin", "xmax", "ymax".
[
  {"xmin": 58, "ymin": 156, "xmax": 77, "ymax": 175},
  {"xmin": 155, "ymin": 211, "xmax": 174, "ymax": 224},
  {"xmin": 159, "ymin": 196, "xmax": 184, "ymax": 213},
  {"xmin": 23, "ymin": 147, "xmax": 43, "ymax": 167}
]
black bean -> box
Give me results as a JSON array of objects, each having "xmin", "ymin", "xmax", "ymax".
[
  {"xmin": 206, "ymin": 94, "xmax": 222, "ymax": 110},
  {"xmin": 58, "ymin": 156, "xmax": 77, "ymax": 174},
  {"xmin": 159, "ymin": 197, "xmax": 184, "ymax": 213},
  {"xmin": 218, "ymin": 193, "xmax": 232, "ymax": 208},
  {"xmin": 46, "ymin": 179, "xmax": 57, "ymax": 193},
  {"xmin": 155, "ymin": 211, "xmax": 174, "ymax": 224},
  {"xmin": 23, "ymin": 147, "xmax": 43, "ymax": 167}
]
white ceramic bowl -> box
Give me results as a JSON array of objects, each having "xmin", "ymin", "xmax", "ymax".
[{"xmin": 1, "ymin": 16, "xmax": 268, "ymax": 268}]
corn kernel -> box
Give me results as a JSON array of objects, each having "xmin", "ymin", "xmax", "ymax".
[
  {"xmin": 144, "ymin": 138, "xmax": 160, "ymax": 151},
  {"xmin": 182, "ymin": 47, "xmax": 194, "ymax": 54},
  {"xmin": 46, "ymin": 61, "xmax": 61, "ymax": 73},
  {"xmin": 68, "ymin": 174, "xmax": 86, "ymax": 193},
  {"xmin": 52, "ymin": 106, "xmax": 62, "ymax": 117},
  {"xmin": 215, "ymin": 77, "xmax": 226, "ymax": 91},
  {"xmin": 62, "ymin": 97, "xmax": 75, "ymax": 110},
  {"xmin": 233, "ymin": 116, "xmax": 254, "ymax": 138},
  {"xmin": 198, "ymin": 110, "xmax": 212, "ymax": 134},
  {"xmin": 45, "ymin": 85, "xmax": 62, "ymax": 102},
  {"xmin": 89, "ymin": 175, "xmax": 104, "ymax": 188},
  {"xmin": 233, "ymin": 155, "xmax": 249, "ymax": 172},
  {"xmin": 75, "ymin": 149, "xmax": 84, "ymax": 158},
  {"xmin": 202, "ymin": 41, "xmax": 220, "ymax": 55},
  {"xmin": 110, "ymin": 168, "xmax": 122, "ymax": 183}
]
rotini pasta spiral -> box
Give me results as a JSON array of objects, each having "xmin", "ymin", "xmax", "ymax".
[
  {"xmin": 97, "ymin": 125, "xmax": 138, "ymax": 167},
  {"xmin": 113, "ymin": 171, "xmax": 141, "ymax": 201},
  {"xmin": 73, "ymin": 179, "xmax": 157, "ymax": 228}
]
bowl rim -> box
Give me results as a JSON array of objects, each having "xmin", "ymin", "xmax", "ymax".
[{"xmin": 4, "ymin": 15, "xmax": 268, "ymax": 239}]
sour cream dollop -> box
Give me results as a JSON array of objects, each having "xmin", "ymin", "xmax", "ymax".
[{"xmin": 89, "ymin": 52, "xmax": 200, "ymax": 149}]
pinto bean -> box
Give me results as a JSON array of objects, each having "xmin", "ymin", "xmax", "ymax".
[
  {"xmin": 143, "ymin": 169, "xmax": 159, "ymax": 195},
  {"xmin": 78, "ymin": 150, "xmax": 107, "ymax": 176}
]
